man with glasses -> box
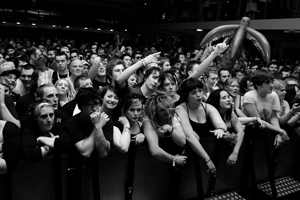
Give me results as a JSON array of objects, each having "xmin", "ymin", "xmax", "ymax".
[{"xmin": 133, "ymin": 51, "xmax": 143, "ymax": 64}]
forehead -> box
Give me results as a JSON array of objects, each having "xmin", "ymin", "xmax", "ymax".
[
  {"xmin": 39, "ymin": 107, "xmax": 54, "ymax": 116},
  {"xmin": 56, "ymin": 55, "xmax": 66, "ymax": 60},
  {"xmin": 71, "ymin": 60, "xmax": 82, "ymax": 67},
  {"xmin": 21, "ymin": 68, "xmax": 34, "ymax": 75},
  {"xmin": 105, "ymin": 90, "xmax": 117, "ymax": 96},
  {"xmin": 61, "ymin": 47, "xmax": 69, "ymax": 52},
  {"xmin": 220, "ymin": 70, "xmax": 230, "ymax": 75},
  {"xmin": 43, "ymin": 87, "xmax": 58, "ymax": 96},
  {"xmin": 124, "ymin": 56, "xmax": 131, "ymax": 59},
  {"xmin": 79, "ymin": 78, "xmax": 92, "ymax": 86},
  {"xmin": 57, "ymin": 80, "xmax": 68, "ymax": 85},
  {"xmin": 209, "ymin": 72, "xmax": 218, "ymax": 78},
  {"xmin": 71, "ymin": 52, "xmax": 78, "ymax": 56},
  {"xmin": 113, "ymin": 64, "xmax": 124, "ymax": 70}
]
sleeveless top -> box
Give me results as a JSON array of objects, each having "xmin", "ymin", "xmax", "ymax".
[{"xmin": 182, "ymin": 103, "xmax": 213, "ymax": 138}]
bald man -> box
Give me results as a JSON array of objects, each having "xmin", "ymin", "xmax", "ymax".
[{"xmin": 69, "ymin": 59, "xmax": 84, "ymax": 83}]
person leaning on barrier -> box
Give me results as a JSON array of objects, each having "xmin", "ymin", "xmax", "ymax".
[
  {"xmin": 22, "ymin": 101, "xmax": 72, "ymax": 163},
  {"xmin": 64, "ymin": 87, "xmax": 114, "ymax": 158}
]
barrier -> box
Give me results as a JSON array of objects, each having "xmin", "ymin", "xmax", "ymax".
[{"xmin": 0, "ymin": 125, "xmax": 299, "ymax": 200}]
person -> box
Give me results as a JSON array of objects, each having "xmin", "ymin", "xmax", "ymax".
[
  {"xmin": 143, "ymin": 91, "xmax": 187, "ymax": 167},
  {"xmin": 52, "ymin": 52, "xmax": 70, "ymax": 85},
  {"xmin": 272, "ymin": 79, "xmax": 300, "ymax": 127},
  {"xmin": 69, "ymin": 59, "xmax": 84, "ymax": 84},
  {"xmin": 206, "ymin": 89, "xmax": 245, "ymax": 165},
  {"xmin": 64, "ymin": 87, "xmax": 113, "ymax": 158},
  {"xmin": 243, "ymin": 70, "xmax": 289, "ymax": 148},
  {"xmin": 22, "ymin": 101, "xmax": 72, "ymax": 163},
  {"xmin": 203, "ymin": 68, "xmax": 219, "ymax": 100},
  {"xmin": 158, "ymin": 57, "xmax": 171, "ymax": 71},
  {"xmin": 224, "ymin": 78, "xmax": 243, "ymax": 114},
  {"xmin": 0, "ymin": 118, "xmax": 22, "ymax": 174},
  {"xmin": 12, "ymin": 64, "xmax": 35, "ymax": 97},
  {"xmin": 55, "ymin": 78, "xmax": 76, "ymax": 107},
  {"xmin": 176, "ymin": 78, "xmax": 228, "ymax": 174},
  {"xmin": 158, "ymin": 71, "xmax": 180, "ymax": 106},
  {"xmin": 217, "ymin": 68, "xmax": 231, "ymax": 89},
  {"xmin": 113, "ymin": 90, "xmax": 145, "ymax": 153}
]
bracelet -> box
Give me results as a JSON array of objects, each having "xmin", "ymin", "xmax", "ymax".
[
  {"xmin": 141, "ymin": 59, "xmax": 146, "ymax": 66},
  {"xmin": 172, "ymin": 156, "xmax": 176, "ymax": 166},
  {"xmin": 289, "ymin": 110, "xmax": 295, "ymax": 116},
  {"xmin": 206, "ymin": 159, "xmax": 211, "ymax": 163}
]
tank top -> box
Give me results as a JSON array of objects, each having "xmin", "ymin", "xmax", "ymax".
[{"xmin": 182, "ymin": 103, "xmax": 213, "ymax": 138}]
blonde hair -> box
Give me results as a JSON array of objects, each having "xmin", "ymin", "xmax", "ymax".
[
  {"xmin": 273, "ymin": 79, "xmax": 286, "ymax": 91},
  {"xmin": 34, "ymin": 102, "xmax": 53, "ymax": 118},
  {"xmin": 54, "ymin": 78, "xmax": 76, "ymax": 101}
]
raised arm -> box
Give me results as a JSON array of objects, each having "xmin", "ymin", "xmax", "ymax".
[
  {"xmin": 116, "ymin": 52, "xmax": 160, "ymax": 89},
  {"xmin": 88, "ymin": 56, "xmax": 101, "ymax": 80},
  {"xmin": 189, "ymin": 42, "xmax": 228, "ymax": 80}
]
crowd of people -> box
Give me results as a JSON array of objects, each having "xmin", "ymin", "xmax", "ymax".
[{"xmin": 0, "ymin": 34, "xmax": 299, "ymax": 198}]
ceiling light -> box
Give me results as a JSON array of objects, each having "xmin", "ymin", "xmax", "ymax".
[
  {"xmin": 32, "ymin": 23, "xmax": 36, "ymax": 26},
  {"xmin": 97, "ymin": 28, "xmax": 101, "ymax": 30},
  {"xmin": 16, "ymin": 22, "xmax": 20, "ymax": 25},
  {"xmin": 197, "ymin": 29, "xmax": 203, "ymax": 31},
  {"xmin": 52, "ymin": 25, "xmax": 56, "ymax": 27},
  {"xmin": 84, "ymin": 27, "xmax": 88, "ymax": 30},
  {"xmin": 125, "ymin": 29, "xmax": 127, "ymax": 31},
  {"xmin": 110, "ymin": 29, "xmax": 113, "ymax": 32},
  {"xmin": 2, "ymin": 22, "xmax": 6, "ymax": 24},
  {"xmin": 66, "ymin": 26, "xmax": 69, "ymax": 28}
]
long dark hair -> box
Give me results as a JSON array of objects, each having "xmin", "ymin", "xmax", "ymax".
[{"xmin": 206, "ymin": 89, "xmax": 232, "ymax": 122}]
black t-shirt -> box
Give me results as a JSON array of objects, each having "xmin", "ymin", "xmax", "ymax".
[
  {"xmin": 16, "ymin": 93, "xmax": 36, "ymax": 118},
  {"xmin": 64, "ymin": 113, "xmax": 113, "ymax": 145},
  {"xmin": 61, "ymin": 99, "xmax": 77, "ymax": 118},
  {"xmin": 3, "ymin": 121, "xmax": 22, "ymax": 173},
  {"xmin": 52, "ymin": 70, "xmax": 71, "ymax": 85},
  {"xmin": 92, "ymin": 79, "xmax": 109, "ymax": 91}
]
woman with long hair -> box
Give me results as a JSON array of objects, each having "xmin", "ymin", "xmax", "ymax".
[
  {"xmin": 55, "ymin": 78, "xmax": 76, "ymax": 107},
  {"xmin": 206, "ymin": 89, "xmax": 245, "ymax": 165}
]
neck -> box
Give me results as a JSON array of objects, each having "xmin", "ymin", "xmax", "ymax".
[
  {"xmin": 141, "ymin": 83, "xmax": 153, "ymax": 98},
  {"xmin": 187, "ymin": 101, "xmax": 201, "ymax": 110},
  {"xmin": 256, "ymin": 89, "xmax": 267, "ymax": 98},
  {"xmin": 100, "ymin": 105, "xmax": 113, "ymax": 118},
  {"xmin": 58, "ymin": 69, "xmax": 68, "ymax": 75},
  {"xmin": 69, "ymin": 74, "xmax": 77, "ymax": 83},
  {"xmin": 58, "ymin": 93, "xmax": 68, "ymax": 101},
  {"xmin": 219, "ymin": 108, "xmax": 227, "ymax": 116},
  {"xmin": 95, "ymin": 75, "xmax": 106, "ymax": 82}
]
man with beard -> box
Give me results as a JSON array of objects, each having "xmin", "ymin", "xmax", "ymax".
[{"xmin": 13, "ymin": 64, "xmax": 35, "ymax": 97}]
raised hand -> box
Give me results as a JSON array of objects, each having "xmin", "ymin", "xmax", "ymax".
[{"xmin": 143, "ymin": 52, "xmax": 161, "ymax": 65}]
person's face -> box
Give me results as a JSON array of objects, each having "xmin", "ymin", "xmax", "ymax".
[
  {"xmin": 162, "ymin": 61, "xmax": 171, "ymax": 71},
  {"xmin": 251, "ymin": 65, "xmax": 258, "ymax": 74},
  {"xmin": 269, "ymin": 64, "xmax": 278, "ymax": 74},
  {"xmin": 186, "ymin": 52, "xmax": 191, "ymax": 58},
  {"xmin": 79, "ymin": 78, "xmax": 93, "ymax": 89},
  {"xmin": 38, "ymin": 45, "xmax": 45, "ymax": 53},
  {"xmin": 70, "ymin": 60, "xmax": 83, "ymax": 77},
  {"xmin": 207, "ymin": 73, "xmax": 218, "ymax": 89},
  {"xmin": 98, "ymin": 49, "xmax": 105, "ymax": 56},
  {"xmin": 150, "ymin": 47, "xmax": 156, "ymax": 53},
  {"xmin": 56, "ymin": 80, "xmax": 69, "ymax": 95},
  {"xmin": 220, "ymin": 70, "xmax": 231, "ymax": 83},
  {"xmin": 34, "ymin": 49, "xmax": 42, "ymax": 60},
  {"xmin": 55, "ymin": 55, "xmax": 69, "ymax": 72},
  {"xmin": 134, "ymin": 54, "xmax": 142, "ymax": 62},
  {"xmin": 219, "ymin": 91, "xmax": 232, "ymax": 110},
  {"xmin": 7, "ymin": 48, "xmax": 14, "ymax": 56},
  {"xmin": 91, "ymin": 45, "xmax": 97, "ymax": 53},
  {"xmin": 81, "ymin": 103, "xmax": 100, "ymax": 117},
  {"xmin": 97, "ymin": 62, "xmax": 106, "ymax": 77},
  {"xmin": 235, "ymin": 72, "xmax": 244, "ymax": 82},
  {"xmin": 188, "ymin": 64, "xmax": 200, "ymax": 76},
  {"xmin": 82, "ymin": 65, "xmax": 90, "ymax": 75},
  {"xmin": 258, "ymin": 81, "xmax": 273, "ymax": 95},
  {"xmin": 111, "ymin": 64, "xmax": 124, "ymax": 81},
  {"xmin": 145, "ymin": 71, "xmax": 161, "ymax": 91},
  {"xmin": 36, "ymin": 106, "xmax": 54, "ymax": 133},
  {"xmin": 26, "ymin": 41, "xmax": 31, "ymax": 47},
  {"xmin": 89, "ymin": 54, "xmax": 98, "ymax": 64},
  {"xmin": 46, "ymin": 39, "xmax": 51, "ymax": 46},
  {"xmin": 188, "ymin": 88, "xmax": 203, "ymax": 105},
  {"xmin": 281, "ymin": 71, "xmax": 290, "ymax": 78},
  {"xmin": 128, "ymin": 75, "xmax": 137, "ymax": 87},
  {"xmin": 179, "ymin": 55, "xmax": 185, "ymax": 63},
  {"xmin": 226, "ymin": 80, "xmax": 240, "ymax": 97},
  {"xmin": 247, "ymin": 81, "xmax": 254, "ymax": 91},
  {"xmin": 70, "ymin": 52, "xmax": 79, "ymax": 61},
  {"xmin": 60, "ymin": 47, "xmax": 70, "ymax": 58},
  {"xmin": 48, "ymin": 50, "xmax": 56, "ymax": 61},
  {"xmin": 43, "ymin": 87, "xmax": 58, "ymax": 110},
  {"xmin": 102, "ymin": 90, "xmax": 119, "ymax": 110},
  {"xmin": 123, "ymin": 56, "xmax": 132, "ymax": 67},
  {"xmin": 125, "ymin": 100, "xmax": 142, "ymax": 122},
  {"xmin": 20, "ymin": 68, "xmax": 34, "ymax": 88},
  {"xmin": 4, "ymin": 74, "xmax": 17, "ymax": 90},
  {"xmin": 163, "ymin": 78, "xmax": 176, "ymax": 96},
  {"xmin": 275, "ymin": 86, "xmax": 286, "ymax": 101}
]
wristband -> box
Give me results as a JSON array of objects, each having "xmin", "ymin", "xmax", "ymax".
[
  {"xmin": 206, "ymin": 159, "xmax": 211, "ymax": 163},
  {"xmin": 141, "ymin": 59, "xmax": 146, "ymax": 66},
  {"xmin": 217, "ymin": 127, "xmax": 226, "ymax": 132},
  {"xmin": 172, "ymin": 156, "xmax": 176, "ymax": 166}
]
